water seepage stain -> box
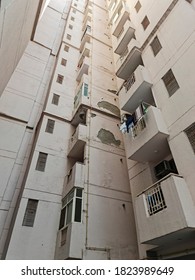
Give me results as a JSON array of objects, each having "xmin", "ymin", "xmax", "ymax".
[
  {"xmin": 97, "ymin": 101, "xmax": 120, "ymax": 116},
  {"xmin": 97, "ymin": 128, "xmax": 121, "ymax": 147}
]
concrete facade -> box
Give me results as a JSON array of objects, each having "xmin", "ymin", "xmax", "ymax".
[
  {"xmin": 0, "ymin": 0, "xmax": 195, "ymax": 260},
  {"xmin": 108, "ymin": 0, "xmax": 195, "ymax": 259}
]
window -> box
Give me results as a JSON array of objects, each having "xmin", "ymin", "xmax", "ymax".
[
  {"xmin": 35, "ymin": 152, "xmax": 48, "ymax": 171},
  {"xmin": 162, "ymin": 69, "xmax": 179, "ymax": 96},
  {"xmin": 186, "ymin": 0, "xmax": 192, "ymax": 3},
  {"xmin": 52, "ymin": 94, "xmax": 59, "ymax": 105},
  {"xmin": 22, "ymin": 199, "xmax": 38, "ymax": 227},
  {"xmin": 150, "ymin": 36, "xmax": 162, "ymax": 56},
  {"xmin": 45, "ymin": 119, "xmax": 55, "ymax": 134},
  {"xmin": 61, "ymin": 228, "xmax": 67, "ymax": 246},
  {"xmin": 61, "ymin": 58, "xmax": 67, "ymax": 66},
  {"xmin": 135, "ymin": 1, "xmax": 141, "ymax": 13},
  {"xmin": 69, "ymin": 24, "xmax": 73, "ymax": 30},
  {"xmin": 145, "ymin": 184, "xmax": 166, "ymax": 216},
  {"xmin": 59, "ymin": 188, "xmax": 83, "ymax": 230},
  {"xmin": 56, "ymin": 74, "xmax": 64, "ymax": 84},
  {"xmin": 185, "ymin": 123, "xmax": 195, "ymax": 153},
  {"xmin": 71, "ymin": 16, "xmax": 75, "ymax": 21},
  {"xmin": 67, "ymin": 34, "xmax": 71, "ymax": 40},
  {"xmin": 64, "ymin": 45, "xmax": 69, "ymax": 52},
  {"xmin": 141, "ymin": 16, "xmax": 150, "ymax": 30}
]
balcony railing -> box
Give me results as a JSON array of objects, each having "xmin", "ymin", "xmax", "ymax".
[{"xmin": 131, "ymin": 116, "xmax": 146, "ymax": 138}]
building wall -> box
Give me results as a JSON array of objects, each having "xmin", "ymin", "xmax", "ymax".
[
  {"xmin": 55, "ymin": 0, "xmax": 138, "ymax": 260},
  {"xmin": 108, "ymin": 0, "xmax": 195, "ymax": 259},
  {"xmin": 0, "ymin": 0, "xmax": 72, "ymax": 259},
  {"xmin": 0, "ymin": 0, "xmax": 46, "ymax": 96},
  {"xmin": 2, "ymin": 0, "xmax": 138, "ymax": 260}
]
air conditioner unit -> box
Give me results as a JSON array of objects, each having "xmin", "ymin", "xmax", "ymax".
[{"xmin": 154, "ymin": 160, "xmax": 172, "ymax": 180}]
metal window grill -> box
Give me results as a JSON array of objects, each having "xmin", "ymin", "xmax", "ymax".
[
  {"xmin": 125, "ymin": 73, "xmax": 136, "ymax": 92},
  {"xmin": 145, "ymin": 184, "xmax": 167, "ymax": 216}
]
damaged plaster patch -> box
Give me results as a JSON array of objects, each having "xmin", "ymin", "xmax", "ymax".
[
  {"xmin": 97, "ymin": 128, "xmax": 121, "ymax": 147},
  {"xmin": 107, "ymin": 89, "xmax": 117, "ymax": 94},
  {"xmin": 97, "ymin": 101, "xmax": 120, "ymax": 116}
]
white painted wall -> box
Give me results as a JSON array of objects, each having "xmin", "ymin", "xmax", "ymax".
[{"xmin": 0, "ymin": 0, "xmax": 42, "ymax": 96}]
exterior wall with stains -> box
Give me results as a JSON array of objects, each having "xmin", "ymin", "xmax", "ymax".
[{"xmin": 1, "ymin": 0, "xmax": 139, "ymax": 260}]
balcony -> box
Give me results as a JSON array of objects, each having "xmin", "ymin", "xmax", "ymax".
[
  {"xmin": 109, "ymin": 0, "xmax": 123, "ymax": 22},
  {"xmin": 119, "ymin": 65, "xmax": 153, "ymax": 113},
  {"xmin": 73, "ymin": 76, "xmax": 89, "ymax": 113},
  {"xmin": 113, "ymin": 19, "xmax": 135, "ymax": 55},
  {"xmin": 76, "ymin": 56, "xmax": 90, "ymax": 82},
  {"xmin": 123, "ymin": 106, "xmax": 169, "ymax": 162},
  {"xmin": 112, "ymin": 4, "xmax": 130, "ymax": 37},
  {"xmin": 79, "ymin": 42, "xmax": 91, "ymax": 59},
  {"xmin": 116, "ymin": 39, "xmax": 143, "ymax": 80},
  {"xmin": 80, "ymin": 26, "xmax": 91, "ymax": 53},
  {"xmin": 82, "ymin": 16, "xmax": 91, "ymax": 31},
  {"xmin": 64, "ymin": 162, "xmax": 85, "ymax": 195},
  {"xmin": 67, "ymin": 124, "xmax": 87, "ymax": 159},
  {"xmin": 135, "ymin": 174, "xmax": 195, "ymax": 245},
  {"xmin": 83, "ymin": 4, "xmax": 92, "ymax": 21},
  {"xmin": 55, "ymin": 222, "xmax": 85, "ymax": 260}
]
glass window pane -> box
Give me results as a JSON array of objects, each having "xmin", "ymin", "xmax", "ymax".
[
  {"xmin": 74, "ymin": 198, "xmax": 82, "ymax": 222},
  {"xmin": 59, "ymin": 207, "xmax": 66, "ymax": 229},
  {"xmin": 66, "ymin": 201, "xmax": 73, "ymax": 225},
  {"xmin": 76, "ymin": 188, "xmax": 82, "ymax": 197}
]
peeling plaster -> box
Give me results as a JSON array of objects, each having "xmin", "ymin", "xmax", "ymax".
[
  {"xmin": 97, "ymin": 101, "xmax": 120, "ymax": 116},
  {"xmin": 97, "ymin": 128, "xmax": 121, "ymax": 147},
  {"xmin": 107, "ymin": 89, "xmax": 117, "ymax": 94}
]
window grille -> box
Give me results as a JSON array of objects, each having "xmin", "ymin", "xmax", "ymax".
[
  {"xmin": 124, "ymin": 73, "xmax": 136, "ymax": 92},
  {"xmin": 141, "ymin": 16, "xmax": 150, "ymax": 30},
  {"xmin": 150, "ymin": 36, "xmax": 162, "ymax": 56},
  {"xmin": 35, "ymin": 152, "xmax": 48, "ymax": 171},
  {"xmin": 64, "ymin": 45, "xmax": 69, "ymax": 52},
  {"xmin": 135, "ymin": 1, "xmax": 142, "ymax": 13},
  {"xmin": 162, "ymin": 69, "xmax": 179, "ymax": 97},
  {"xmin": 52, "ymin": 94, "xmax": 59, "ymax": 105},
  {"xmin": 57, "ymin": 74, "xmax": 64, "ymax": 84},
  {"xmin": 22, "ymin": 199, "xmax": 38, "ymax": 227},
  {"xmin": 61, "ymin": 58, "xmax": 67, "ymax": 66},
  {"xmin": 185, "ymin": 122, "xmax": 195, "ymax": 153},
  {"xmin": 45, "ymin": 119, "xmax": 55, "ymax": 134}
]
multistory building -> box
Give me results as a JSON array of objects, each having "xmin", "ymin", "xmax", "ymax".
[{"xmin": 0, "ymin": 0, "xmax": 195, "ymax": 260}]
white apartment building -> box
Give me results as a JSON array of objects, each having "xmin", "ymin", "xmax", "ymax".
[{"xmin": 0, "ymin": 0, "xmax": 195, "ymax": 260}]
